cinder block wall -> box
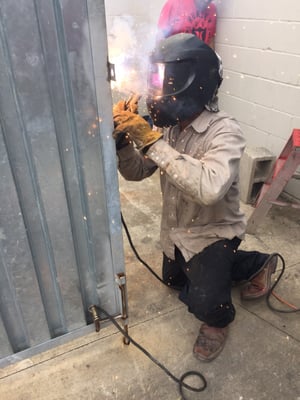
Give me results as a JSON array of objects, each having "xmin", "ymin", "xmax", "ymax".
[
  {"xmin": 104, "ymin": 0, "xmax": 300, "ymax": 200},
  {"xmin": 216, "ymin": 0, "xmax": 300, "ymax": 200}
]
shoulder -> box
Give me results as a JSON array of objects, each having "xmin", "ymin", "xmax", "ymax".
[
  {"xmin": 208, "ymin": 2, "xmax": 217, "ymax": 14},
  {"xmin": 191, "ymin": 110, "xmax": 242, "ymax": 134},
  {"xmin": 159, "ymin": 0, "xmax": 180, "ymax": 15},
  {"xmin": 158, "ymin": 0, "xmax": 176, "ymax": 27}
]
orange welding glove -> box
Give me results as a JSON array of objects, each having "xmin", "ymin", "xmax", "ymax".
[
  {"xmin": 113, "ymin": 95, "xmax": 140, "ymax": 115},
  {"xmin": 113, "ymin": 100, "xmax": 127, "ymax": 115},
  {"xmin": 113, "ymin": 110, "xmax": 162, "ymax": 151},
  {"xmin": 112, "ymin": 101, "xmax": 131, "ymax": 149},
  {"xmin": 112, "ymin": 98, "xmax": 141, "ymax": 150}
]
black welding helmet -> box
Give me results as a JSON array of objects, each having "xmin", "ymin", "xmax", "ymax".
[{"xmin": 146, "ymin": 33, "xmax": 222, "ymax": 127}]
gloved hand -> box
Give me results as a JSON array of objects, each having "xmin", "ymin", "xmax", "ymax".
[
  {"xmin": 113, "ymin": 110, "xmax": 162, "ymax": 151},
  {"xmin": 112, "ymin": 97, "xmax": 140, "ymax": 150},
  {"xmin": 113, "ymin": 94, "xmax": 140, "ymax": 115},
  {"xmin": 112, "ymin": 130, "xmax": 132, "ymax": 150}
]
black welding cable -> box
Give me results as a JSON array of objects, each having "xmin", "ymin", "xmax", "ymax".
[
  {"xmin": 93, "ymin": 304, "xmax": 207, "ymax": 399},
  {"xmin": 265, "ymin": 253, "xmax": 300, "ymax": 313},
  {"xmin": 121, "ymin": 212, "xmax": 166, "ymax": 285},
  {"xmin": 120, "ymin": 212, "xmax": 208, "ymax": 397},
  {"xmin": 119, "ymin": 215, "xmax": 299, "ymax": 397},
  {"xmin": 122, "ymin": 213, "xmax": 300, "ymax": 313}
]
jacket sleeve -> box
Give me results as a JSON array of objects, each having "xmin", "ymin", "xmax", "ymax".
[
  {"xmin": 116, "ymin": 143, "xmax": 158, "ymax": 181},
  {"xmin": 146, "ymin": 122, "xmax": 245, "ymax": 206}
]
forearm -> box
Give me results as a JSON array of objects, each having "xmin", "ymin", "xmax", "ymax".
[
  {"xmin": 146, "ymin": 134, "xmax": 245, "ymax": 205},
  {"xmin": 117, "ymin": 143, "xmax": 157, "ymax": 181}
]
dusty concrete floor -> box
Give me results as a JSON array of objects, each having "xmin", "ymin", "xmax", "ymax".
[{"xmin": 0, "ymin": 171, "xmax": 300, "ymax": 400}]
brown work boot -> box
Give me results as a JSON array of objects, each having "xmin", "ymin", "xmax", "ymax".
[
  {"xmin": 241, "ymin": 255, "xmax": 278, "ymax": 300},
  {"xmin": 193, "ymin": 323, "xmax": 229, "ymax": 362}
]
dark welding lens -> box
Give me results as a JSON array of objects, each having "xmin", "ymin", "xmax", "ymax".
[{"xmin": 148, "ymin": 60, "xmax": 196, "ymax": 98}]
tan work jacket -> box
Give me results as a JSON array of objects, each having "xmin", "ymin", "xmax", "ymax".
[{"xmin": 117, "ymin": 109, "xmax": 247, "ymax": 261}]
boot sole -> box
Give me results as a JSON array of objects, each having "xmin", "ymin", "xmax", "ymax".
[{"xmin": 241, "ymin": 255, "xmax": 277, "ymax": 300}]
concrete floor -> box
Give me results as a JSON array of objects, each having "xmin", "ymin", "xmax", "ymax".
[{"xmin": 1, "ymin": 171, "xmax": 300, "ymax": 400}]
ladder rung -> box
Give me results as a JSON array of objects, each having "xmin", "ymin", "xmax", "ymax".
[
  {"xmin": 270, "ymin": 200, "xmax": 300, "ymax": 209},
  {"xmin": 246, "ymin": 129, "xmax": 300, "ymax": 234}
]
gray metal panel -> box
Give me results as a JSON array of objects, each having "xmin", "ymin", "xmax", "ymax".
[{"xmin": 0, "ymin": 0, "xmax": 124, "ymax": 362}]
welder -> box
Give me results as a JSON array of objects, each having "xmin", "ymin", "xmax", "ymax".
[{"xmin": 112, "ymin": 33, "xmax": 277, "ymax": 362}]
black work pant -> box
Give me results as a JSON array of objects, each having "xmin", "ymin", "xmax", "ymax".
[{"xmin": 162, "ymin": 238, "xmax": 269, "ymax": 328}]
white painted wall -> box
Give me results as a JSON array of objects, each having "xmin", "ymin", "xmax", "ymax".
[{"xmin": 104, "ymin": 0, "xmax": 300, "ymax": 199}]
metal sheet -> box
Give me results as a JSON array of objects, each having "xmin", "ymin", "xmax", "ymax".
[{"xmin": 0, "ymin": 0, "xmax": 124, "ymax": 364}]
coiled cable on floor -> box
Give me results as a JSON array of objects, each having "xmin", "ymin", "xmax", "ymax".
[{"xmin": 92, "ymin": 304, "xmax": 207, "ymax": 399}]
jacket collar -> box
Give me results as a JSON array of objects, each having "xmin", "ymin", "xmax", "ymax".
[{"xmin": 189, "ymin": 109, "xmax": 216, "ymax": 134}]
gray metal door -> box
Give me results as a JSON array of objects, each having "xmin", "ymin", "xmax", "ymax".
[{"xmin": 0, "ymin": 0, "xmax": 124, "ymax": 366}]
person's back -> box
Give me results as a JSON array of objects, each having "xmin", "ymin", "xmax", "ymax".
[{"xmin": 157, "ymin": 0, "xmax": 217, "ymax": 48}]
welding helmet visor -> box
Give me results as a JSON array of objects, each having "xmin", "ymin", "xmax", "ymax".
[{"xmin": 147, "ymin": 59, "xmax": 196, "ymax": 98}]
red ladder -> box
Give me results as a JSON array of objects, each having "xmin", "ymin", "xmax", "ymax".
[{"xmin": 246, "ymin": 129, "xmax": 300, "ymax": 234}]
